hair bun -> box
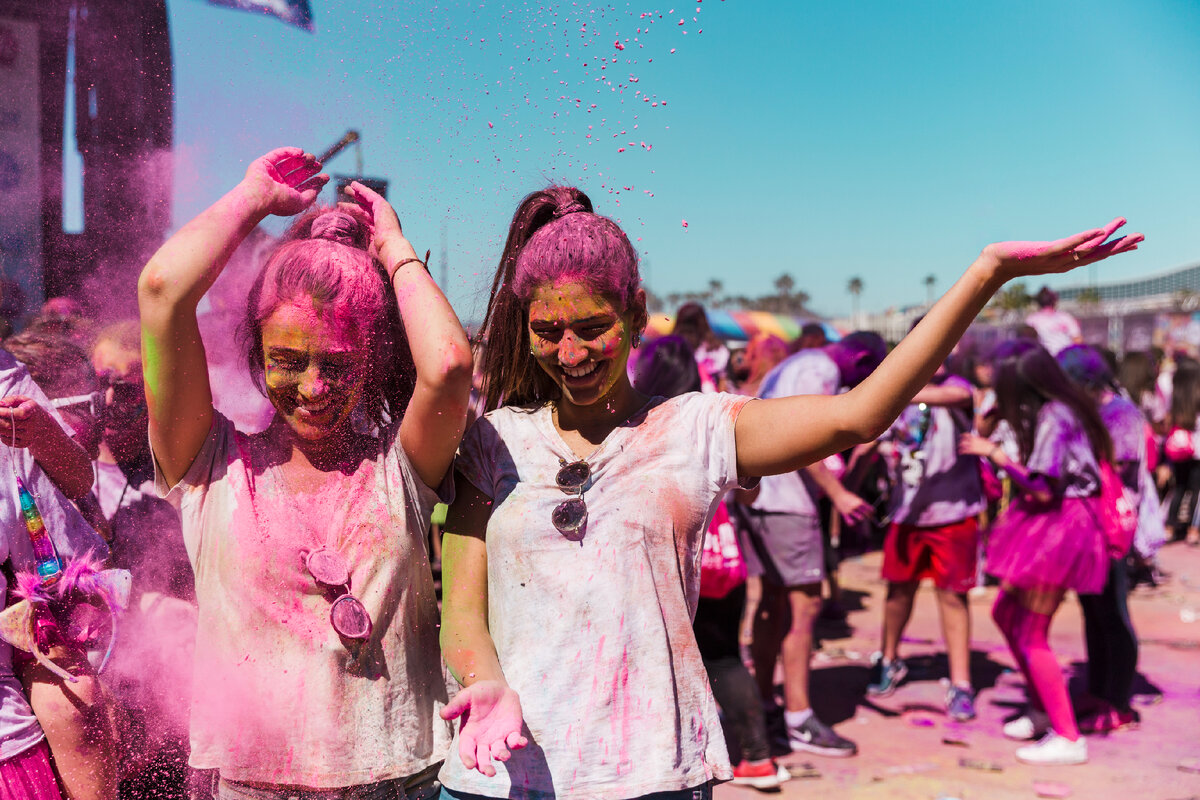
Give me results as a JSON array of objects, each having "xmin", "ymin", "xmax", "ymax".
[
  {"xmin": 310, "ymin": 211, "xmax": 366, "ymax": 247},
  {"xmin": 552, "ymin": 201, "xmax": 587, "ymax": 219}
]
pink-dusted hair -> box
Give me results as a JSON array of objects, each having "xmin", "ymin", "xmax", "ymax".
[
  {"xmin": 241, "ymin": 208, "xmax": 414, "ymax": 427},
  {"xmin": 477, "ymin": 186, "xmax": 642, "ymax": 410}
]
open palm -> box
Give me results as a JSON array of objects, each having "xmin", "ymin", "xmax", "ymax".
[
  {"xmin": 985, "ymin": 216, "xmax": 1143, "ymax": 282},
  {"xmin": 441, "ymin": 680, "xmax": 529, "ymax": 777}
]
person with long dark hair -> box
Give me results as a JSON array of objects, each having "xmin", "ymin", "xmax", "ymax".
[
  {"xmin": 1165, "ymin": 357, "xmax": 1200, "ymax": 544},
  {"xmin": 139, "ymin": 148, "xmax": 473, "ymax": 798},
  {"xmin": 1057, "ymin": 345, "xmax": 1145, "ymax": 734},
  {"xmin": 437, "ymin": 186, "xmax": 1139, "ymax": 798},
  {"xmin": 960, "ymin": 341, "xmax": 1114, "ymax": 765},
  {"xmin": 632, "ymin": 336, "xmax": 786, "ymax": 791}
]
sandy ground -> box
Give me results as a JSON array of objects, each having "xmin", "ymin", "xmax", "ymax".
[{"xmin": 714, "ymin": 541, "xmax": 1200, "ymax": 800}]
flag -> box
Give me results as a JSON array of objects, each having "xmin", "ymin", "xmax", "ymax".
[{"xmin": 205, "ymin": 0, "xmax": 314, "ymax": 31}]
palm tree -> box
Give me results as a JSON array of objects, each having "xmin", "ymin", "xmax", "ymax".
[
  {"xmin": 847, "ymin": 276, "xmax": 863, "ymax": 325},
  {"xmin": 707, "ymin": 279, "xmax": 724, "ymax": 307},
  {"xmin": 992, "ymin": 281, "xmax": 1031, "ymax": 313},
  {"xmin": 924, "ymin": 273, "xmax": 936, "ymax": 306}
]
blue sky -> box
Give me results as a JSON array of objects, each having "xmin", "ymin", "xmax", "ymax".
[{"xmin": 167, "ymin": 0, "xmax": 1200, "ymax": 321}]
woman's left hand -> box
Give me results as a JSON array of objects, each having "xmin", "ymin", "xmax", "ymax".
[
  {"xmin": 982, "ymin": 216, "xmax": 1143, "ymax": 282},
  {"xmin": 440, "ymin": 680, "xmax": 528, "ymax": 777},
  {"xmin": 341, "ymin": 181, "xmax": 419, "ymax": 278},
  {"xmin": 0, "ymin": 397, "xmax": 54, "ymax": 450}
]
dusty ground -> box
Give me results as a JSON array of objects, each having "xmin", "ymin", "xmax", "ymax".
[{"xmin": 714, "ymin": 542, "xmax": 1200, "ymax": 800}]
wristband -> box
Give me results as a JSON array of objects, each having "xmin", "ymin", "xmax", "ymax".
[{"xmin": 388, "ymin": 249, "xmax": 432, "ymax": 281}]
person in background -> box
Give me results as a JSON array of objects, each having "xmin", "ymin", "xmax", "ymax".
[
  {"xmin": 960, "ymin": 341, "xmax": 1113, "ymax": 765},
  {"xmin": 1056, "ymin": 345, "xmax": 1145, "ymax": 734},
  {"xmin": 1118, "ymin": 350, "xmax": 1166, "ymax": 433},
  {"xmin": 632, "ymin": 335, "xmax": 787, "ymax": 792},
  {"xmin": 738, "ymin": 334, "xmax": 789, "ymax": 398},
  {"xmin": 796, "ymin": 322, "xmax": 828, "ymax": 351},
  {"xmin": 866, "ymin": 354, "xmax": 984, "ymax": 723},
  {"xmin": 1024, "ymin": 286, "xmax": 1082, "ymax": 356},
  {"xmin": 91, "ymin": 322, "xmax": 154, "ymax": 497},
  {"xmin": 672, "ymin": 303, "xmax": 729, "ymax": 392},
  {"xmin": 741, "ymin": 332, "xmax": 887, "ymax": 758},
  {"xmin": 1164, "ymin": 357, "xmax": 1200, "ymax": 545},
  {"xmin": 0, "ymin": 346, "xmax": 113, "ymax": 800}
]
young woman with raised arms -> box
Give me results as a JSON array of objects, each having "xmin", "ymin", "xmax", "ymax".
[{"xmin": 438, "ymin": 185, "xmax": 1140, "ymax": 800}]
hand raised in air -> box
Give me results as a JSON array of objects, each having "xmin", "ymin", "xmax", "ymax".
[
  {"xmin": 983, "ymin": 217, "xmax": 1143, "ymax": 282},
  {"xmin": 240, "ymin": 147, "xmax": 328, "ymax": 217}
]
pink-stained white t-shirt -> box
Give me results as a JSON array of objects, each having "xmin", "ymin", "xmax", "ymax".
[
  {"xmin": 157, "ymin": 413, "xmax": 453, "ymax": 788},
  {"xmin": 444, "ymin": 392, "xmax": 752, "ymax": 800},
  {"xmin": 1024, "ymin": 308, "xmax": 1082, "ymax": 356}
]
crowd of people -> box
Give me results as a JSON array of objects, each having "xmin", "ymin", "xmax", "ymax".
[{"xmin": 0, "ymin": 145, "xmax": 1171, "ymax": 800}]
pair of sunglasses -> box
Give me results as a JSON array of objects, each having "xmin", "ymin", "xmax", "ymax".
[
  {"xmin": 302, "ymin": 547, "xmax": 372, "ymax": 640},
  {"xmin": 552, "ymin": 460, "xmax": 590, "ymax": 542},
  {"xmin": 50, "ymin": 391, "xmax": 105, "ymax": 419}
]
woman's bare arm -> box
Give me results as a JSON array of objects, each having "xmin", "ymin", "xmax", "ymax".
[
  {"xmin": 138, "ymin": 148, "xmax": 326, "ymax": 486},
  {"xmin": 735, "ymin": 219, "xmax": 1141, "ymax": 478}
]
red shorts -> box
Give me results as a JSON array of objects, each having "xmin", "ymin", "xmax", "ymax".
[{"xmin": 882, "ymin": 517, "xmax": 979, "ymax": 593}]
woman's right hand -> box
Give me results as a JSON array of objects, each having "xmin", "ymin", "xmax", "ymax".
[
  {"xmin": 440, "ymin": 680, "xmax": 529, "ymax": 777},
  {"xmin": 239, "ymin": 147, "xmax": 328, "ymax": 217}
]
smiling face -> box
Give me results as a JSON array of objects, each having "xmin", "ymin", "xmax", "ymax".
[
  {"xmin": 527, "ymin": 280, "xmax": 645, "ymax": 408},
  {"xmin": 261, "ymin": 296, "xmax": 369, "ymax": 442}
]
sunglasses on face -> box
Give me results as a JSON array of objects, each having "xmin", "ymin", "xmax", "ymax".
[
  {"xmin": 50, "ymin": 391, "xmax": 106, "ymax": 419},
  {"xmin": 552, "ymin": 460, "xmax": 590, "ymax": 542},
  {"xmin": 302, "ymin": 547, "xmax": 372, "ymax": 641}
]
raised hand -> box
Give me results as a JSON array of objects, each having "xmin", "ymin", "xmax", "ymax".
[
  {"xmin": 983, "ymin": 217, "xmax": 1143, "ymax": 282},
  {"xmin": 240, "ymin": 147, "xmax": 328, "ymax": 217},
  {"xmin": 341, "ymin": 181, "xmax": 418, "ymax": 276},
  {"xmin": 440, "ymin": 680, "xmax": 528, "ymax": 777}
]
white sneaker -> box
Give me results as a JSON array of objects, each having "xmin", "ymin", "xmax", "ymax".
[
  {"xmin": 1002, "ymin": 714, "xmax": 1048, "ymax": 741},
  {"xmin": 1015, "ymin": 732, "xmax": 1088, "ymax": 765}
]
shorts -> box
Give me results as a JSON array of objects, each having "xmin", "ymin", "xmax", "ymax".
[
  {"xmin": 440, "ymin": 784, "xmax": 711, "ymax": 800},
  {"xmin": 882, "ymin": 517, "xmax": 979, "ymax": 593},
  {"xmin": 218, "ymin": 763, "xmax": 441, "ymax": 800},
  {"xmin": 739, "ymin": 510, "xmax": 825, "ymax": 587}
]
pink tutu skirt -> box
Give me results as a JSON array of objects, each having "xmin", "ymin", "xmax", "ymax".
[{"xmin": 986, "ymin": 494, "xmax": 1110, "ymax": 595}]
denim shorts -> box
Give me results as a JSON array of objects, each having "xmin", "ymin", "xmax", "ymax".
[{"xmin": 438, "ymin": 783, "xmax": 711, "ymax": 800}]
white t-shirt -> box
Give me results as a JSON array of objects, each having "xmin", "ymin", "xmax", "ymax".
[
  {"xmin": 751, "ymin": 349, "xmax": 841, "ymax": 516},
  {"xmin": 0, "ymin": 351, "xmax": 109, "ymax": 761},
  {"xmin": 1024, "ymin": 308, "xmax": 1082, "ymax": 356},
  {"xmin": 445, "ymin": 392, "xmax": 752, "ymax": 800},
  {"xmin": 158, "ymin": 413, "xmax": 453, "ymax": 787}
]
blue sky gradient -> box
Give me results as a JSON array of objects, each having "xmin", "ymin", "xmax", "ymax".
[{"xmin": 168, "ymin": 0, "xmax": 1200, "ymax": 321}]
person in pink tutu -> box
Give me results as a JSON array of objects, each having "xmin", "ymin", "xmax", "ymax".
[{"xmin": 960, "ymin": 340, "xmax": 1113, "ymax": 766}]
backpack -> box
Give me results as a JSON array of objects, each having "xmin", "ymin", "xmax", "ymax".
[
  {"xmin": 1097, "ymin": 461, "xmax": 1137, "ymax": 560},
  {"xmin": 699, "ymin": 500, "xmax": 747, "ymax": 599}
]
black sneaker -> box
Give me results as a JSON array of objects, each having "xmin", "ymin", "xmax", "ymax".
[{"xmin": 787, "ymin": 715, "xmax": 858, "ymax": 757}]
